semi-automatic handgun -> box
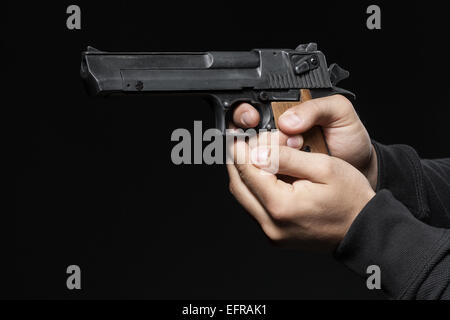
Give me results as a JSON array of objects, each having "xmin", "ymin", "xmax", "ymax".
[{"xmin": 80, "ymin": 43, "xmax": 353, "ymax": 154}]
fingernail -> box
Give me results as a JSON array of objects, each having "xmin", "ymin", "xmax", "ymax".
[
  {"xmin": 280, "ymin": 112, "xmax": 302, "ymax": 128},
  {"xmin": 287, "ymin": 136, "xmax": 302, "ymax": 148},
  {"xmin": 241, "ymin": 112, "xmax": 253, "ymax": 126},
  {"xmin": 251, "ymin": 146, "xmax": 271, "ymax": 165}
]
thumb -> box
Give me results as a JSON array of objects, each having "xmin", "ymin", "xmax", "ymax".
[
  {"xmin": 277, "ymin": 95, "xmax": 355, "ymax": 135},
  {"xmin": 251, "ymin": 145, "xmax": 331, "ymax": 183}
]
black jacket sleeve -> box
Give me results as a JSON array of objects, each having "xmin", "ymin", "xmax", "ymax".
[{"xmin": 335, "ymin": 142, "xmax": 450, "ymax": 299}]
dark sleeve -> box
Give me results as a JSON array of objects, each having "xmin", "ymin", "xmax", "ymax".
[
  {"xmin": 372, "ymin": 142, "xmax": 450, "ymax": 226},
  {"xmin": 421, "ymin": 159, "xmax": 450, "ymax": 227},
  {"xmin": 335, "ymin": 143, "xmax": 450, "ymax": 299},
  {"xmin": 335, "ymin": 190, "xmax": 450, "ymax": 299}
]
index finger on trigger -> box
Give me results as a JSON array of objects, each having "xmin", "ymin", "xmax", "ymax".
[{"xmin": 232, "ymin": 103, "xmax": 260, "ymax": 128}]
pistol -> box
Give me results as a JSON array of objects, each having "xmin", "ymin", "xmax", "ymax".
[{"xmin": 80, "ymin": 43, "xmax": 353, "ymax": 154}]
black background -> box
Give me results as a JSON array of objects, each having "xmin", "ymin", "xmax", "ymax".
[{"xmin": 6, "ymin": 0, "xmax": 449, "ymax": 299}]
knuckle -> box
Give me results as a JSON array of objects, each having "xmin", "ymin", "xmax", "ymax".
[
  {"xmin": 238, "ymin": 166, "xmax": 250, "ymax": 180},
  {"xmin": 266, "ymin": 200, "xmax": 290, "ymax": 221},
  {"xmin": 263, "ymin": 226, "xmax": 285, "ymax": 242},
  {"xmin": 333, "ymin": 95, "xmax": 355, "ymax": 114},
  {"xmin": 321, "ymin": 158, "xmax": 336, "ymax": 177},
  {"xmin": 279, "ymin": 147, "xmax": 293, "ymax": 168},
  {"xmin": 332, "ymin": 94, "xmax": 350, "ymax": 106},
  {"xmin": 305, "ymin": 99, "xmax": 320, "ymax": 115},
  {"xmin": 264, "ymin": 199, "xmax": 279, "ymax": 215}
]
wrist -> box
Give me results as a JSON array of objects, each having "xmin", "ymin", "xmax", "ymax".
[{"xmin": 361, "ymin": 144, "xmax": 378, "ymax": 190}]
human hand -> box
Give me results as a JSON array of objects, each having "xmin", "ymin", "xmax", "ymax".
[
  {"xmin": 227, "ymin": 142, "xmax": 375, "ymax": 251},
  {"xmin": 231, "ymin": 95, "xmax": 378, "ymax": 189}
]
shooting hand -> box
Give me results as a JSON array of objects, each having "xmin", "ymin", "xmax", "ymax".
[
  {"xmin": 232, "ymin": 95, "xmax": 377, "ymax": 189},
  {"xmin": 227, "ymin": 142, "xmax": 375, "ymax": 251}
]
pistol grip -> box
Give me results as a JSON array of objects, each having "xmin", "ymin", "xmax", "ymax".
[{"xmin": 271, "ymin": 89, "xmax": 330, "ymax": 155}]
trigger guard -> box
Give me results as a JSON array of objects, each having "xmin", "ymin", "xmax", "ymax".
[{"xmin": 209, "ymin": 93, "xmax": 276, "ymax": 135}]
